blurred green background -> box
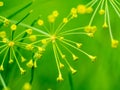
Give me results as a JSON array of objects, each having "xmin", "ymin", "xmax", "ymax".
[{"xmin": 0, "ymin": 0, "xmax": 120, "ymax": 90}]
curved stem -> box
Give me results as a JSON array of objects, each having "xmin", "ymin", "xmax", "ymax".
[{"xmin": 0, "ymin": 73, "xmax": 7, "ymax": 89}]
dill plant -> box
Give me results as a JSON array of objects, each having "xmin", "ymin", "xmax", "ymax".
[{"xmin": 1, "ymin": 0, "xmax": 119, "ymax": 90}]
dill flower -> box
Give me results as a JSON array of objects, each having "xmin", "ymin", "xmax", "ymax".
[
  {"xmin": 13, "ymin": 9, "xmax": 96, "ymax": 81},
  {"xmin": 82, "ymin": 0, "xmax": 120, "ymax": 48},
  {"xmin": 0, "ymin": 1, "xmax": 4, "ymax": 7},
  {"xmin": 23, "ymin": 82, "xmax": 31, "ymax": 90},
  {"xmin": 0, "ymin": 12, "xmax": 40, "ymax": 74},
  {"xmin": 0, "ymin": 7, "xmax": 96, "ymax": 83}
]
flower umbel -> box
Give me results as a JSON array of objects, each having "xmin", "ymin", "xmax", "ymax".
[
  {"xmin": 79, "ymin": 0, "xmax": 120, "ymax": 48},
  {"xmin": 0, "ymin": 4, "xmax": 96, "ymax": 83}
]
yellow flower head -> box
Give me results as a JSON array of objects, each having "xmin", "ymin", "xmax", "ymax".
[
  {"xmin": 21, "ymin": 56, "xmax": 26, "ymax": 62},
  {"xmin": 99, "ymin": 9, "xmax": 105, "ymax": 15},
  {"xmin": 0, "ymin": 1, "xmax": 4, "ymax": 7},
  {"xmin": 41, "ymin": 39, "xmax": 47, "ymax": 45},
  {"xmin": 26, "ymin": 44, "xmax": 34, "ymax": 51},
  {"xmin": 70, "ymin": 67, "xmax": 77, "ymax": 74},
  {"xmin": 37, "ymin": 19, "xmax": 44, "ymax": 26},
  {"xmin": 26, "ymin": 29, "xmax": 33, "ymax": 35},
  {"xmin": 9, "ymin": 59, "xmax": 14, "ymax": 64},
  {"xmin": 72, "ymin": 54, "xmax": 78, "ymax": 61},
  {"xmin": 10, "ymin": 24, "xmax": 17, "ymax": 31},
  {"xmin": 26, "ymin": 59, "xmax": 34, "ymax": 68},
  {"xmin": 52, "ymin": 10, "xmax": 59, "ymax": 17},
  {"xmin": 48, "ymin": 15, "xmax": 55, "ymax": 23},
  {"xmin": 85, "ymin": 25, "xmax": 97, "ymax": 33},
  {"xmin": 102, "ymin": 22, "xmax": 108, "ymax": 29},
  {"xmin": 0, "ymin": 65, "xmax": 4, "ymax": 71},
  {"xmin": 61, "ymin": 54, "xmax": 66, "ymax": 59},
  {"xmin": 89, "ymin": 55, "xmax": 96, "ymax": 62},
  {"xmin": 51, "ymin": 35, "xmax": 56, "ymax": 43},
  {"xmin": 34, "ymin": 53, "xmax": 42, "ymax": 59},
  {"xmin": 63, "ymin": 18, "xmax": 68, "ymax": 24},
  {"xmin": 87, "ymin": 33, "xmax": 94, "ymax": 37},
  {"xmin": 2, "ymin": 38, "xmax": 8, "ymax": 43},
  {"xmin": 0, "ymin": 31, "xmax": 6, "ymax": 38},
  {"xmin": 8, "ymin": 41, "xmax": 15, "ymax": 47},
  {"xmin": 38, "ymin": 47, "xmax": 45, "ymax": 52},
  {"xmin": 71, "ymin": 8, "xmax": 77, "ymax": 15},
  {"xmin": 60, "ymin": 63, "xmax": 64, "ymax": 69},
  {"xmin": 4, "ymin": 19, "xmax": 10, "ymax": 26},
  {"xmin": 20, "ymin": 67, "xmax": 26, "ymax": 74},
  {"xmin": 57, "ymin": 74, "xmax": 64, "ymax": 82},
  {"xmin": 23, "ymin": 82, "xmax": 31, "ymax": 90},
  {"xmin": 111, "ymin": 39, "xmax": 119, "ymax": 48},
  {"xmin": 76, "ymin": 43, "xmax": 82, "ymax": 48},
  {"xmin": 77, "ymin": 5, "xmax": 86, "ymax": 14},
  {"xmin": 29, "ymin": 35, "xmax": 37, "ymax": 42}
]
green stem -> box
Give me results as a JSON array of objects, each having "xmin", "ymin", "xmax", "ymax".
[
  {"xmin": 0, "ymin": 73, "xmax": 7, "ymax": 89},
  {"xmin": 7, "ymin": 1, "xmax": 33, "ymax": 19},
  {"xmin": 29, "ymin": 54, "xmax": 35, "ymax": 84},
  {"xmin": 68, "ymin": 72, "xmax": 74, "ymax": 90}
]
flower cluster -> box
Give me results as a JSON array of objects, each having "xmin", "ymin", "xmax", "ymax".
[
  {"xmin": 76, "ymin": 0, "xmax": 120, "ymax": 48},
  {"xmin": 0, "ymin": 10, "xmax": 36, "ymax": 73},
  {"xmin": 0, "ymin": 4, "xmax": 96, "ymax": 83},
  {"xmin": 34, "ymin": 8, "xmax": 97, "ymax": 81},
  {"xmin": 0, "ymin": 0, "xmax": 109, "ymax": 90}
]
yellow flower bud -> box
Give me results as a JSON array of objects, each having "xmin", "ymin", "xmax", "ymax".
[
  {"xmin": 0, "ymin": 65, "xmax": 4, "ymax": 71},
  {"xmin": 77, "ymin": 5, "xmax": 86, "ymax": 14},
  {"xmin": 70, "ymin": 67, "xmax": 77, "ymax": 74},
  {"xmin": 63, "ymin": 18, "xmax": 68, "ymax": 24},
  {"xmin": 8, "ymin": 41, "xmax": 15, "ymax": 47},
  {"xmin": 26, "ymin": 44, "xmax": 34, "ymax": 51},
  {"xmin": 111, "ymin": 39, "xmax": 119, "ymax": 48},
  {"xmin": 21, "ymin": 56, "xmax": 26, "ymax": 62},
  {"xmin": 20, "ymin": 67, "xmax": 26, "ymax": 74},
  {"xmin": 10, "ymin": 24, "xmax": 17, "ymax": 31},
  {"xmin": 48, "ymin": 15, "xmax": 55, "ymax": 23},
  {"xmin": 102, "ymin": 22, "xmax": 108, "ymax": 29},
  {"xmin": 34, "ymin": 53, "xmax": 42, "ymax": 59},
  {"xmin": 4, "ymin": 19, "xmax": 10, "ymax": 26},
  {"xmin": 23, "ymin": 82, "xmax": 31, "ymax": 90},
  {"xmin": 71, "ymin": 8, "xmax": 77, "ymax": 15},
  {"xmin": 38, "ymin": 47, "xmax": 45, "ymax": 52},
  {"xmin": 60, "ymin": 63, "xmax": 64, "ymax": 69},
  {"xmin": 37, "ymin": 19, "xmax": 44, "ymax": 26},
  {"xmin": 9, "ymin": 59, "xmax": 13, "ymax": 64},
  {"xmin": 0, "ymin": 31, "xmax": 6, "ymax": 38},
  {"xmin": 57, "ymin": 74, "xmax": 64, "ymax": 82},
  {"xmin": 89, "ymin": 55, "xmax": 96, "ymax": 62},
  {"xmin": 26, "ymin": 29, "xmax": 32, "ymax": 35},
  {"xmin": 99, "ymin": 9, "xmax": 105, "ymax": 15},
  {"xmin": 72, "ymin": 54, "xmax": 78, "ymax": 61},
  {"xmin": 41, "ymin": 39, "xmax": 47, "ymax": 45},
  {"xmin": 2, "ymin": 38, "xmax": 8, "ymax": 43},
  {"xmin": 29, "ymin": 35, "xmax": 37, "ymax": 42},
  {"xmin": 0, "ymin": 2, "xmax": 4, "ymax": 7},
  {"xmin": 76, "ymin": 43, "xmax": 82, "ymax": 48},
  {"xmin": 26, "ymin": 59, "xmax": 34, "ymax": 68},
  {"xmin": 52, "ymin": 10, "xmax": 59, "ymax": 17},
  {"xmin": 61, "ymin": 54, "xmax": 66, "ymax": 59}
]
